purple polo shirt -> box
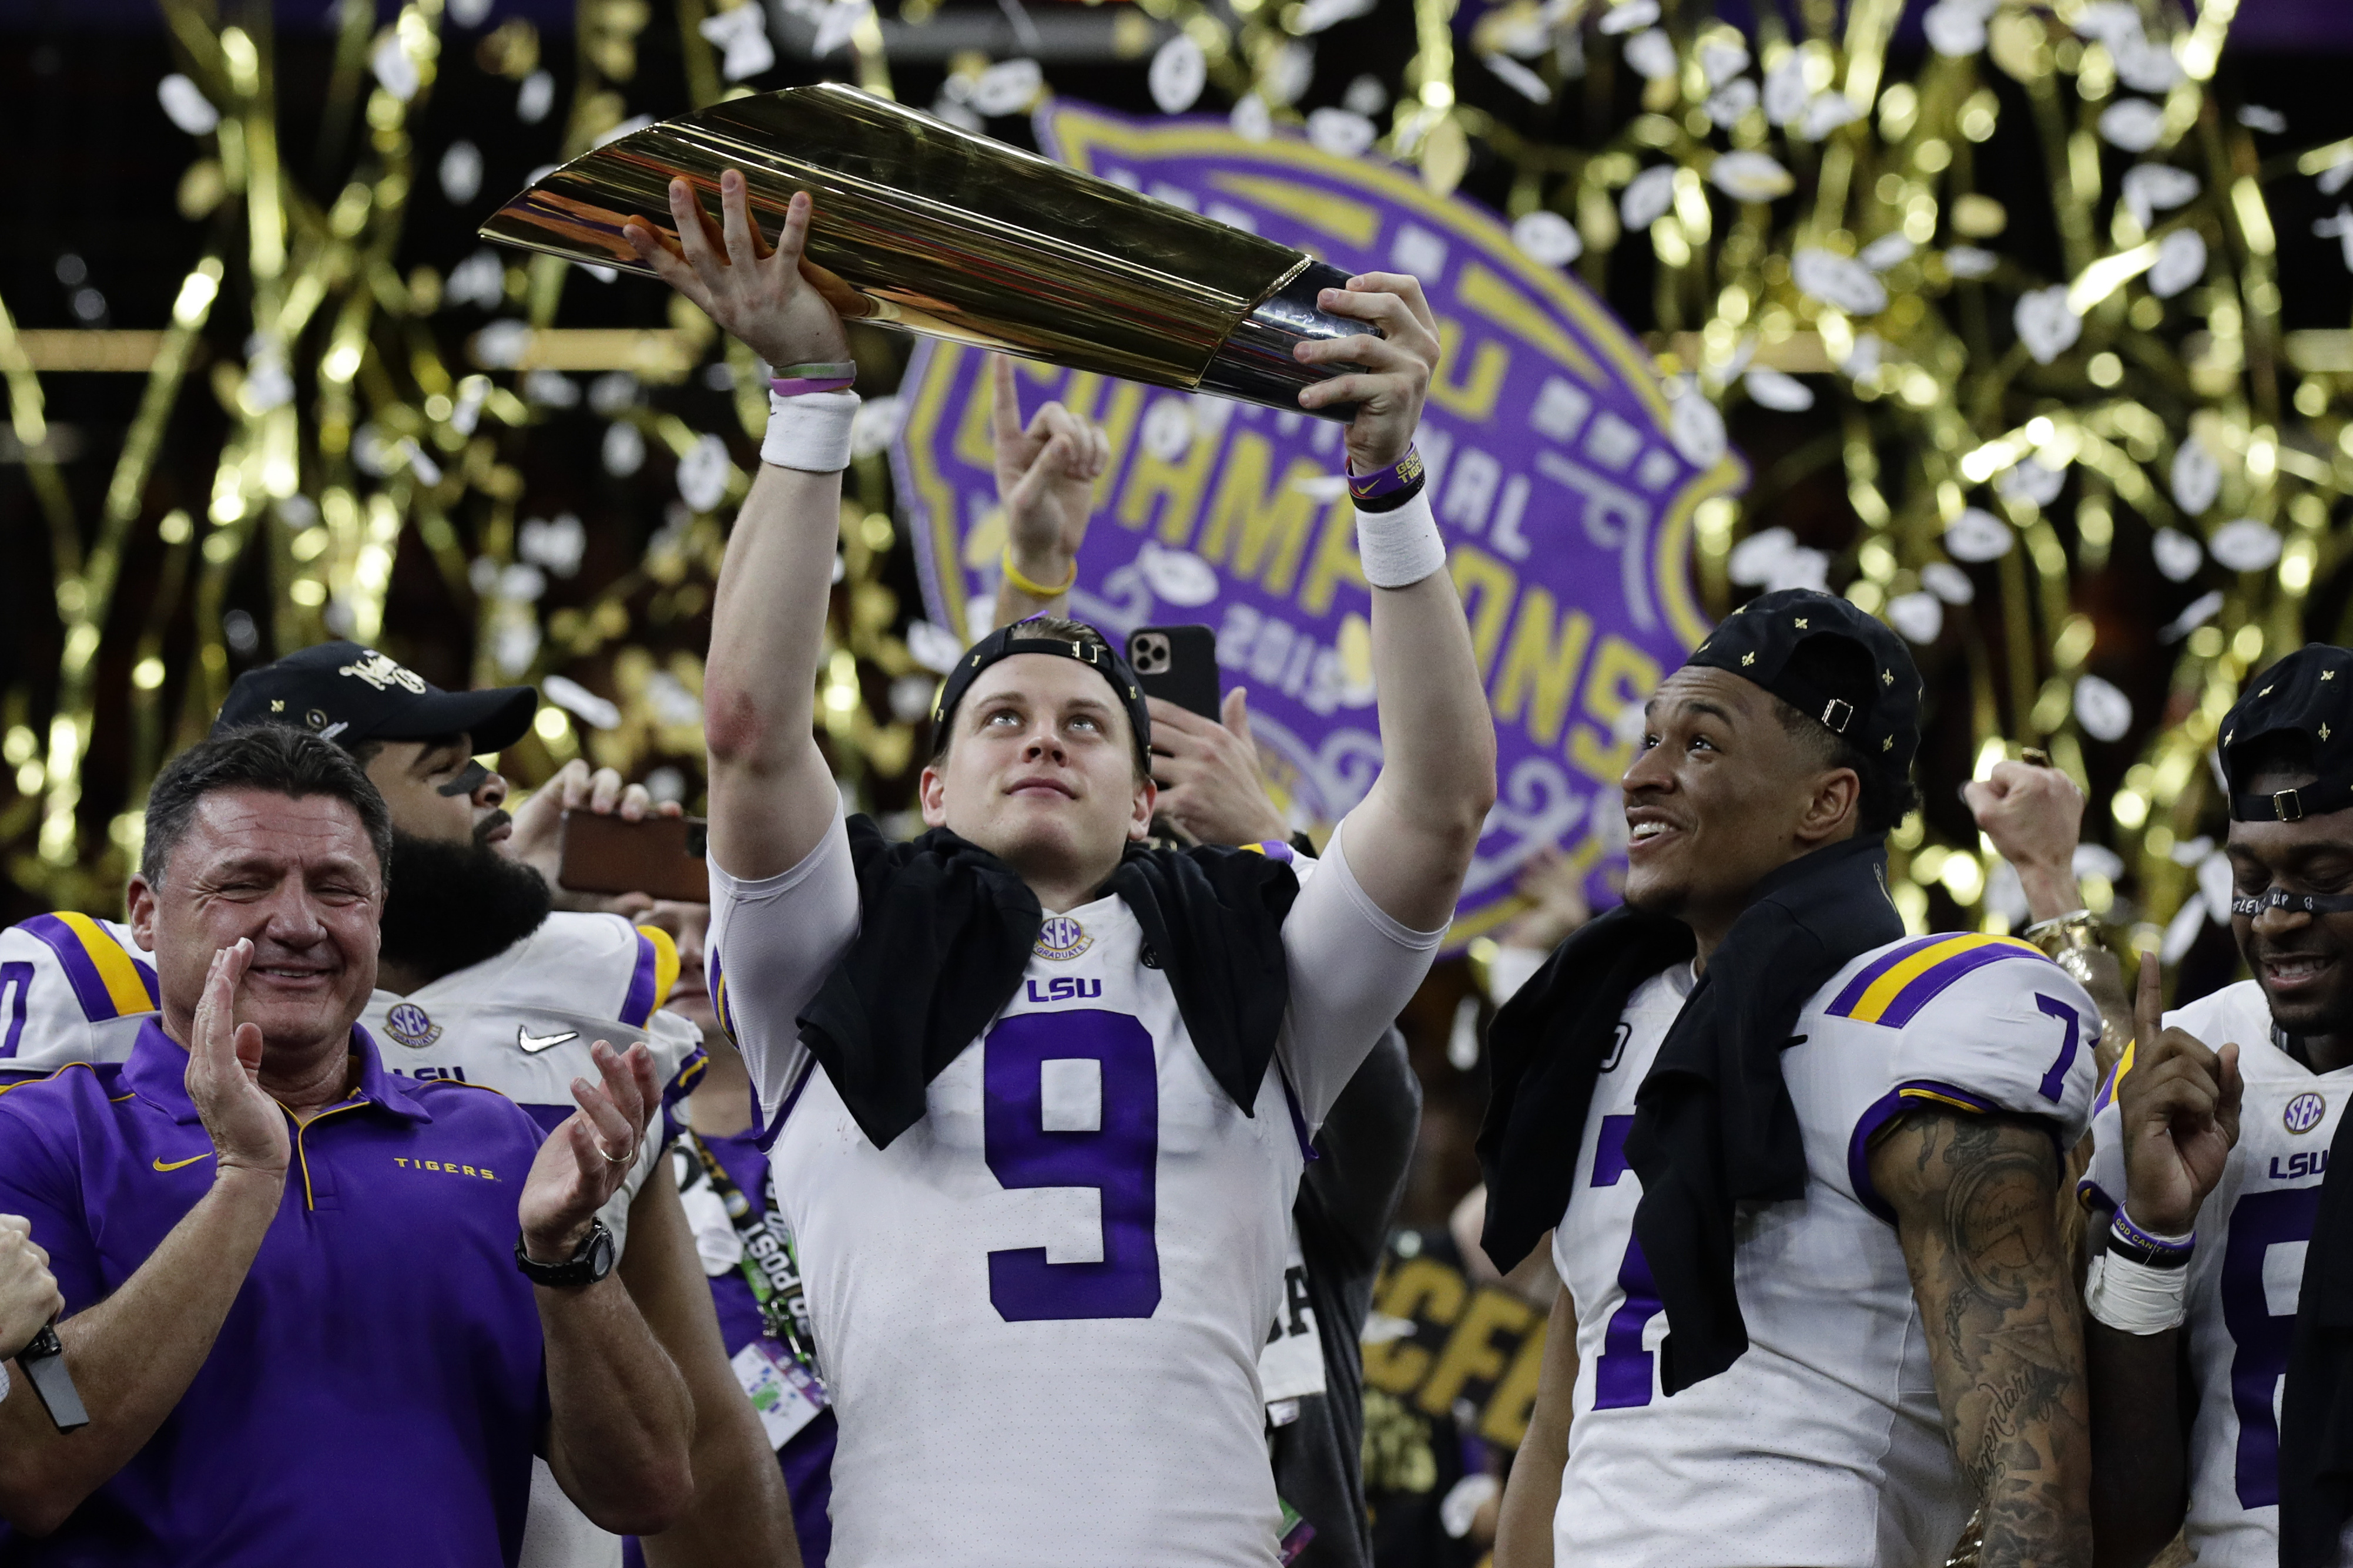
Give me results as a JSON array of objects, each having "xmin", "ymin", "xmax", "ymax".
[{"xmin": 0, "ymin": 1018, "xmax": 551, "ymax": 1567}]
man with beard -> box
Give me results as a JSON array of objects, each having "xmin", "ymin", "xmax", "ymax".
[
  {"xmin": 1484, "ymin": 591, "xmax": 2101, "ymax": 1568},
  {"xmin": 0, "ymin": 642, "xmax": 796, "ymax": 1568}
]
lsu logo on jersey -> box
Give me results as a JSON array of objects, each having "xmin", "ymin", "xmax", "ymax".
[
  {"xmin": 2286, "ymin": 1090, "xmax": 2327, "ymax": 1134},
  {"xmin": 1034, "ymin": 915, "xmax": 1093, "ymax": 962},
  {"xmin": 384, "ymin": 1002, "xmax": 442, "ymax": 1048},
  {"xmin": 1025, "ymin": 976, "xmax": 1104, "ymax": 1004}
]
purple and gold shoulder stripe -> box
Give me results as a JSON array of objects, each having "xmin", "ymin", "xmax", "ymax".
[
  {"xmin": 21, "ymin": 912, "xmax": 158, "ymax": 1022},
  {"xmin": 622, "ymin": 924, "xmax": 682, "ymax": 1027},
  {"xmin": 1826, "ymin": 932, "xmax": 2054, "ymax": 1029},
  {"xmin": 1242, "ymin": 840, "xmax": 1297, "ymax": 862}
]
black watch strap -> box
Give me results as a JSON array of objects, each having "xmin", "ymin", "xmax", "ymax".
[{"xmin": 515, "ymin": 1218, "xmax": 616, "ymax": 1288}]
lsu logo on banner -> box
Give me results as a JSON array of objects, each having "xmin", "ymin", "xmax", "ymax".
[{"xmin": 893, "ymin": 102, "xmax": 1747, "ymax": 945}]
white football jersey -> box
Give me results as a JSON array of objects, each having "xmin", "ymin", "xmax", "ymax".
[
  {"xmin": 0, "ymin": 908, "xmax": 706, "ymax": 1568},
  {"xmin": 1550, "ymin": 932, "xmax": 2101, "ymax": 1568},
  {"xmin": 0, "ymin": 912, "xmax": 156, "ymax": 1079},
  {"xmin": 2080, "ymin": 978, "xmax": 2342, "ymax": 1568},
  {"xmin": 709, "ymin": 815, "xmax": 1439, "ymax": 1568}
]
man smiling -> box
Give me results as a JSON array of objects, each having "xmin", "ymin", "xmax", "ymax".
[
  {"xmin": 1484, "ymin": 589, "xmax": 2101, "ymax": 1568},
  {"xmin": 0, "ymin": 725, "xmax": 690, "ymax": 1563},
  {"xmin": 2074, "ymin": 643, "xmax": 2353, "ymax": 1568},
  {"xmin": 625, "ymin": 173, "xmax": 1493, "ymax": 1564}
]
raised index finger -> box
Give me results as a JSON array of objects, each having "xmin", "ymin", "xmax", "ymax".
[
  {"xmin": 2133, "ymin": 951, "xmax": 2164, "ymax": 1066},
  {"xmin": 992, "ymin": 354, "xmax": 1024, "ymax": 449}
]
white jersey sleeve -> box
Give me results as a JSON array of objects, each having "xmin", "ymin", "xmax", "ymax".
[
  {"xmin": 705, "ymin": 809, "xmax": 860, "ymax": 1140},
  {"xmin": 1835, "ymin": 938, "xmax": 2103, "ymax": 1187},
  {"xmin": 1276, "ymin": 822, "xmax": 1446, "ymax": 1131},
  {"xmin": 0, "ymin": 912, "xmax": 156, "ymax": 1079}
]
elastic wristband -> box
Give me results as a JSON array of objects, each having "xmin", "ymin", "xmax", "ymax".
[
  {"xmin": 2084, "ymin": 1250, "xmax": 2189, "ymax": 1334},
  {"xmin": 2110, "ymin": 1209, "xmax": 2196, "ymax": 1269},
  {"xmin": 1000, "ymin": 546, "xmax": 1077, "ymax": 598},
  {"xmin": 1355, "ymin": 486, "xmax": 1445, "ymax": 589},
  {"xmin": 769, "ymin": 361, "xmax": 857, "ymax": 397},
  {"xmin": 762, "ymin": 390, "xmax": 860, "ymax": 474},
  {"xmin": 1349, "ymin": 446, "xmax": 1425, "ymax": 508}
]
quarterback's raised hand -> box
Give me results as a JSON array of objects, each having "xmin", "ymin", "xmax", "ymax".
[
  {"xmin": 2117, "ymin": 952, "xmax": 2242, "ymax": 1236},
  {"xmin": 624, "ymin": 176, "xmax": 856, "ymax": 371},
  {"xmin": 993, "ymin": 353, "xmax": 1110, "ymax": 598},
  {"xmin": 1293, "ymin": 272, "xmax": 1441, "ymax": 476}
]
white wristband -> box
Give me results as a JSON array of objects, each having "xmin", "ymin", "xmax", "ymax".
[
  {"xmin": 1355, "ymin": 488, "xmax": 1446, "ymax": 589},
  {"xmin": 762, "ymin": 390, "xmax": 860, "ymax": 474},
  {"xmin": 2083, "ymin": 1250, "xmax": 2189, "ymax": 1335}
]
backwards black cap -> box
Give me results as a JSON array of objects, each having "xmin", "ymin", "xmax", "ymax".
[
  {"xmin": 1685, "ymin": 587, "xmax": 1924, "ymax": 805},
  {"xmin": 213, "ymin": 641, "xmax": 539, "ymax": 755},
  {"xmin": 931, "ymin": 619, "xmax": 1152, "ymax": 767},
  {"xmin": 2220, "ymin": 643, "xmax": 2353, "ymax": 823}
]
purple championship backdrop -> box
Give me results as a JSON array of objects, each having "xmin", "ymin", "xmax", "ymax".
[{"xmin": 891, "ymin": 100, "xmax": 1747, "ymax": 947}]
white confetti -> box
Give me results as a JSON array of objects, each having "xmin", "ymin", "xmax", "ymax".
[
  {"xmin": 1743, "ymin": 367, "xmax": 1815, "ymax": 411},
  {"xmin": 1763, "ymin": 55, "xmax": 1809, "ymax": 126},
  {"xmin": 2238, "ymin": 105, "xmax": 2287, "ymax": 135},
  {"xmin": 1483, "ymin": 52, "xmax": 1552, "ymax": 103},
  {"xmin": 2197, "ymin": 851, "xmax": 2236, "ymax": 928},
  {"xmin": 2120, "ymin": 163, "xmax": 2199, "ymax": 231},
  {"xmin": 1292, "ymin": 0, "xmax": 1376, "ymax": 29},
  {"xmin": 1620, "ymin": 164, "xmax": 1677, "ymax": 230},
  {"xmin": 1511, "ymin": 209, "xmax": 1584, "ymax": 266},
  {"xmin": 2159, "ymin": 588, "xmax": 2224, "ymax": 643},
  {"xmin": 524, "ymin": 368, "xmax": 579, "ymax": 407},
  {"xmin": 2151, "ymin": 526, "xmax": 2204, "ymax": 581},
  {"xmin": 1230, "ymin": 94, "xmax": 1273, "ymax": 142},
  {"xmin": 438, "ymin": 140, "xmax": 483, "ymax": 206},
  {"xmin": 1841, "ymin": 333, "xmax": 1883, "ymax": 379},
  {"xmin": 1704, "ymin": 78, "xmax": 1758, "ymax": 127},
  {"xmin": 1922, "ymin": 2, "xmax": 1987, "ymax": 57},
  {"xmin": 907, "ymin": 621, "xmax": 963, "ymax": 674},
  {"xmin": 1669, "ymin": 385, "xmax": 1728, "ymax": 468},
  {"xmin": 2074, "ymin": 674, "xmax": 2134, "ymax": 741},
  {"xmin": 1596, "ymin": 0, "xmax": 1658, "ymax": 34},
  {"xmin": 971, "ymin": 57, "xmax": 1043, "ymax": 116},
  {"xmin": 2315, "ymin": 205, "xmax": 2353, "ymax": 272},
  {"xmin": 1137, "ymin": 541, "xmax": 1221, "ymax": 606},
  {"xmin": 2171, "ymin": 437, "xmax": 2221, "ymax": 515},
  {"xmin": 2072, "ymin": 2, "xmax": 2141, "ymax": 43},
  {"xmin": 2209, "ymin": 518, "xmax": 2282, "ymax": 572},
  {"xmin": 1728, "ymin": 526, "xmax": 1796, "ymax": 587},
  {"xmin": 517, "ymin": 70, "xmax": 554, "ymax": 124},
  {"xmin": 1623, "ymin": 28, "xmax": 1678, "ymax": 80},
  {"xmin": 1858, "ymin": 233, "xmax": 1915, "ymax": 272},
  {"xmin": 1792, "ymin": 248, "xmax": 1888, "ymax": 315},
  {"xmin": 2113, "ymin": 35, "xmax": 2181, "ymax": 93},
  {"xmin": 1148, "ymin": 33, "xmax": 1206, "ymax": 113},
  {"xmin": 1945, "ymin": 246, "xmax": 1999, "ymax": 278},
  {"xmin": 1798, "ymin": 92, "xmax": 1862, "ymax": 140},
  {"xmin": 1887, "ymin": 592, "xmax": 1945, "ymax": 644},
  {"xmin": 678, "ymin": 433, "xmax": 733, "ymax": 512},
  {"xmin": 1921, "ymin": 561, "xmax": 1975, "ymax": 605},
  {"xmin": 447, "ymin": 0, "xmax": 492, "ymax": 25},
  {"xmin": 2097, "ymin": 99, "xmax": 2166, "ymax": 153},
  {"xmin": 1709, "ymin": 151, "xmax": 1794, "ymax": 203},
  {"xmin": 850, "ymin": 395, "xmax": 904, "ymax": 461},
  {"xmin": 1998, "ymin": 457, "xmax": 2066, "ymax": 508},
  {"xmin": 2013, "ymin": 286, "xmax": 2082, "ymax": 364},
  {"xmin": 2149, "ymin": 229, "xmax": 2207, "ymax": 297},
  {"xmin": 157, "ymin": 74, "xmax": 219, "ymax": 135},
  {"xmin": 602, "ymin": 421, "xmax": 646, "ymax": 476},
  {"xmin": 1699, "ymin": 39, "xmax": 1749, "ymax": 86},
  {"xmin": 474, "ymin": 319, "xmax": 532, "ymax": 368},
  {"xmin": 1306, "ymin": 108, "xmax": 1376, "ymax": 159},
  {"xmin": 371, "ymin": 34, "xmax": 420, "ymax": 102},
  {"xmin": 2160, "ymin": 891, "xmax": 2208, "ymax": 963},
  {"xmin": 1262, "ymin": 42, "xmax": 1315, "ymax": 108},
  {"xmin": 1142, "ymin": 397, "xmax": 1194, "ymax": 462},
  {"xmin": 519, "ymin": 515, "xmax": 586, "ymax": 576},
  {"xmin": 1944, "ymin": 508, "xmax": 2014, "ymax": 562},
  {"xmin": 698, "ymin": 4, "xmax": 776, "ymax": 81}
]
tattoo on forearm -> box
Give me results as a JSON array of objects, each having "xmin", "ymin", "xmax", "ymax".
[{"xmin": 1889, "ymin": 1114, "xmax": 2091, "ymax": 1568}]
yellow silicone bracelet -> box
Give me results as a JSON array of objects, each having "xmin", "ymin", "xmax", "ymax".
[{"xmin": 1000, "ymin": 546, "xmax": 1078, "ymax": 598}]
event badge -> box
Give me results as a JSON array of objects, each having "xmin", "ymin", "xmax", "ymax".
[{"xmin": 731, "ymin": 1338, "xmax": 828, "ymax": 1450}]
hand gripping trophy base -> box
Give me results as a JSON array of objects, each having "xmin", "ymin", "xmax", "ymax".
[{"xmin": 478, "ymin": 84, "xmax": 1367, "ymax": 420}]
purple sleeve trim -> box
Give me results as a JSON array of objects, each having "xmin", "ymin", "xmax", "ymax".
[
  {"xmin": 756, "ymin": 1059, "xmax": 818, "ymax": 1154},
  {"xmin": 620, "ymin": 929, "xmax": 661, "ymax": 1027},
  {"xmin": 1826, "ymin": 935, "xmax": 1942, "ymax": 1017},
  {"xmin": 19, "ymin": 914, "xmax": 116, "ymax": 1024},
  {"xmin": 1279, "ymin": 1071, "xmax": 1319, "ymax": 1163},
  {"xmin": 1846, "ymin": 1080, "xmax": 2002, "ymax": 1225},
  {"xmin": 1877, "ymin": 944, "xmax": 2048, "ymax": 1028}
]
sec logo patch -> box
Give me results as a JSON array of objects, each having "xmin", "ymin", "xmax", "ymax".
[
  {"xmin": 1034, "ymin": 915, "xmax": 1093, "ymax": 962},
  {"xmin": 386, "ymin": 1002, "xmax": 443, "ymax": 1049},
  {"xmin": 2285, "ymin": 1091, "xmax": 2327, "ymax": 1134}
]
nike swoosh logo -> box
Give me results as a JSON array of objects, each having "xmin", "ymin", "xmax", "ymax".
[
  {"xmin": 152, "ymin": 1153, "xmax": 211, "ymax": 1172},
  {"xmin": 518, "ymin": 1028, "xmax": 579, "ymax": 1055}
]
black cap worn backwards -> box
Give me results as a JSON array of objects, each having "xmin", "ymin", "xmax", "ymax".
[
  {"xmin": 213, "ymin": 642, "xmax": 539, "ymax": 754},
  {"xmin": 931, "ymin": 619, "xmax": 1152, "ymax": 768},
  {"xmin": 1685, "ymin": 587, "xmax": 1924, "ymax": 805},
  {"xmin": 2220, "ymin": 643, "xmax": 2353, "ymax": 823}
]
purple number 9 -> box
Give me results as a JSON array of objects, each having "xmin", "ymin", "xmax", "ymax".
[{"xmin": 984, "ymin": 1010, "xmax": 1162, "ymax": 1321}]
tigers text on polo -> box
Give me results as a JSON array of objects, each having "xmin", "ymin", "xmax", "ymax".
[{"xmin": 0, "ymin": 1018, "xmax": 551, "ymax": 1567}]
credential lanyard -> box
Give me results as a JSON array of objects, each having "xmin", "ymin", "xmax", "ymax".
[{"xmin": 679, "ymin": 1129, "xmax": 822, "ymax": 1381}]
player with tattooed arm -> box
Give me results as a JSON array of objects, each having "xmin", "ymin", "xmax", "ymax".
[
  {"xmin": 1484, "ymin": 592, "xmax": 2099, "ymax": 1568},
  {"xmin": 624, "ymin": 173, "xmax": 1491, "ymax": 1566}
]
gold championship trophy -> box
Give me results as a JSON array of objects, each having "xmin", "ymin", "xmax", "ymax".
[{"xmin": 480, "ymin": 83, "xmax": 1365, "ymax": 416}]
